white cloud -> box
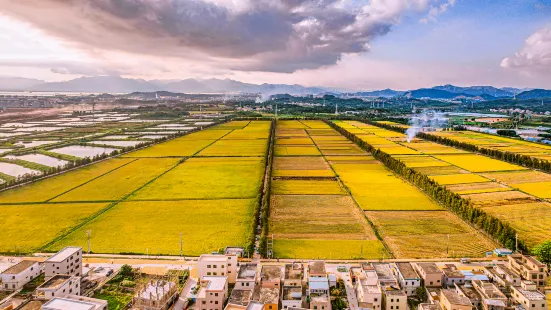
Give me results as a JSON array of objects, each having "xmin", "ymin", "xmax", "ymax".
[
  {"xmin": 501, "ymin": 25, "xmax": 551, "ymax": 74},
  {"xmin": 419, "ymin": 0, "xmax": 455, "ymax": 24}
]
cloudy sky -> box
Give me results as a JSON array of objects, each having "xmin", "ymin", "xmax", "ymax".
[{"xmin": 0, "ymin": 0, "xmax": 550, "ymax": 90}]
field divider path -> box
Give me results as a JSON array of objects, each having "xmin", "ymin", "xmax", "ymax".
[
  {"xmin": 38, "ymin": 126, "xmax": 240, "ymax": 252},
  {"xmin": 297, "ymin": 120, "xmax": 395, "ymax": 258},
  {"xmin": 42, "ymin": 158, "xmax": 140, "ymax": 203}
]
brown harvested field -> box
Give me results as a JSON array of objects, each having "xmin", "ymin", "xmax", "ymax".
[
  {"xmin": 366, "ymin": 211, "xmax": 495, "ymax": 258},
  {"xmin": 481, "ymin": 170, "xmax": 551, "ymax": 184},
  {"xmin": 274, "ymin": 156, "xmax": 331, "ymax": 170},
  {"xmin": 275, "ymin": 137, "xmax": 314, "ymax": 145},
  {"xmin": 270, "ymin": 195, "xmax": 377, "ymax": 240},
  {"xmin": 477, "ymin": 202, "xmax": 551, "ymax": 246},
  {"xmin": 413, "ymin": 166, "xmax": 470, "ymax": 175},
  {"xmin": 446, "ymin": 182, "xmax": 512, "ymax": 194},
  {"xmin": 462, "ymin": 191, "xmax": 537, "ymax": 207},
  {"xmin": 275, "ymin": 129, "xmax": 309, "ymax": 137},
  {"xmin": 274, "ymin": 145, "xmax": 321, "ymax": 156}
]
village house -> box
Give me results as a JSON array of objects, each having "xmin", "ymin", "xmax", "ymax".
[
  {"xmin": 41, "ymin": 295, "xmax": 107, "ymax": 310},
  {"xmin": 35, "ymin": 275, "xmax": 80, "ymax": 300},
  {"xmin": 356, "ymin": 268, "xmax": 382, "ymax": 310},
  {"xmin": 415, "ymin": 263, "xmax": 443, "ymax": 288},
  {"xmin": 510, "ymin": 281, "xmax": 548, "ymax": 310},
  {"xmin": 196, "ymin": 276, "xmax": 229, "ymax": 310},
  {"xmin": 393, "ymin": 262, "xmax": 421, "ymax": 296},
  {"xmin": 44, "ymin": 247, "xmax": 82, "ymax": 280},
  {"xmin": 442, "ymin": 265, "xmax": 466, "ymax": 288},
  {"xmin": 507, "ymin": 254, "xmax": 547, "ymax": 292},
  {"xmin": 0, "ymin": 260, "xmax": 40, "ymax": 291},
  {"xmin": 284, "ymin": 263, "xmax": 305, "ymax": 287},
  {"xmin": 282, "ymin": 286, "xmax": 302, "ymax": 309},
  {"xmin": 382, "ymin": 288, "xmax": 407, "ymax": 310},
  {"xmin": 260, "ymin": 265, "xmax": 282, "ymax": 288},
  {"xmin": 198, "ymin": 254, "xmax": 238, "ymax": 283},
  {"xmin": 454, "ymin": 283, "xmax": 482, "ymax": 309},
  {"xmin": 439, "ymin": 289, "xmax": 472, "ymax": 310}
]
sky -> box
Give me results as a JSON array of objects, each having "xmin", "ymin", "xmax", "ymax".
[{"xmin": 0, "ymin": 0, "xmax": 550, "ymax": 90}]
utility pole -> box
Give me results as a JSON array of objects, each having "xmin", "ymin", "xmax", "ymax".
[
  {"xmin": 335, "ymin": 103, "xmax": 338, "ymax": 115},
  {"xmin": 179, "ymin": 232, "xmax": 183, "ymax": 257},
  {"xmin": 446, "ymin": 233, "xmax": 450, "ymax": 256},
  {"xmin": 86, "ymin": 230, "xmax": 91, "ymax": 254},
  {"xmin": 515, "ymin": 233, "xmax": 518, "ymax": 253}
]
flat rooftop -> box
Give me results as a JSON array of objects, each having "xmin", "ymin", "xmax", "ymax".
[
  {"xmin": 202, "ymin": 276, "xmax": 227, "ymax": 291},
  {"xmin": 261, "ymin": 265, "xmax": 282, "ymax": 282},
  {"xmin": 395, "ymin": 262, "xmax": 419, "ymax": 279},
  {"xmin": 283, "ymin": 286, "xmax": 302, "ymax": 300},
  {"xmin": 457, "ymin": 285, "xmax": 481, "ymax": 300},
  {"xmin": 517, "ymin": 288, "xmax": 546, "ymax": 300},
  {"xmin": 42, "ymin": 297, "xmax": 100, "ymax": 310},
  {"xmin": 384, "ymin": 288, "xmax": 406, "ymax": 296},
  {"xmin": 247, "ymin": 301, "xmax": 265, "ymax": 310},
  {"xmin": 308, "ymin": 261, "xmax": 326, "ymax": 275},
  {"xmin": 373, "ymin": 263, "xmax": 394, "ymax": 280},
  {"xmin": 441, "ymin": 289, "xmax": 472, "ymax": 306},
  {"xmin": 225, "ymin": 247, "xmax": 245, "ymax": 256},
  {"xmin": 238, "ymin": 264, "xmax": 258, "ymax": 280},
  {"xmin": 285, "ymin": 263, "xmax": 304, "ymax": 280},
  {"xmin": 229, "ymin": 289, "xmax": 253, "ymax": 306},
  {"xmin": 38, "ymin": 275, "xmax": 73, "ymax": 290},
  {"xmin": 1, "ymin": 260, "xmax": 37, "ymax": 275},
  {"xmin": 45, "ymin": 247, "xmax": 81, "ymax": 263},
  {"xmin": 418, "ymin": 263, "xmax": 441, "ymax": 274},
  {"xmin": 258, "ymin": 287, "xmax": 280, "ymax": 304},
  {"xmin": 442, "ymin": 267, "xmax": 464, "ymax": 279},
  {"xmin": 419, "ymin": 303, "xmax": 442, "ymax": 310},
  {"xmin": 199, "ymin": 254, "xmax": 230, "ymax": 262}
]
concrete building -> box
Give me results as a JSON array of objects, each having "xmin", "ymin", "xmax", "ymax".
[
  {"xmin": 508, "ymin": 254, "xmax": 547, "ymax": 292},
  {"xmin": 0, "ymin": 260, "xmax": 40, "ymax": 291},
  {"xmin": 198, "ymin": 254, "xmax": 238, "ymax": 284},
  {"xmin": 308, "ymin": 277, "xmax": 331, "ymax": 310},
  {"xmin": 393, "ymin": 263, "xmax": 421, "ymax": 296},
  {"xmin": 197, "ymin": 276, "xmax": 229, "ymax": 310},
  {"xmin": 133, "ymin": 279, "xmax": 178, "ymax": 310},
  {"xmin": 382, "ymin": 288, "xmax": 407, "ymax": 310},
  {"xmin": 484, "ymin": 265, "xmax": 521, "ymax": 288},
  {"xmin": 416, "ymin": 263, "xmax": 443, "ymax": 288},
  {"xmin": 236, "ymin": 264, "xmax": 258, "ymax": 291},
  {"xmin": 454, "ymin": 284, "xmax": 481, "ymax": 309},
  {"xmin": 228, "ymin": 290, "xmax": 253, "ymax": 307},
  {"xmin": 225, "ymin": 247, "xmax": 246, "ymax": 258},
  {"xmin": 510, "ymin": 281, "xmax": 547, "ymax": 310},
  {"xmin": 307, "ymin": 261, "xmax": 326, "ymax": 278},
  {"xmin": 41, "ymin": 295, "xmax": 107, "ymax": 310},
  {"xmin": 442, "ymin": 265, "xmax": 465, "ymax": 288},
  {"xmin": 35, "ymin": 275, "xmax": 80, "ymax": 300},
  {"xmin": 419, "ymin": 303, "xmax": 443, "ymax": 310},
  {"xmin": 256, "ymin": 287, "xmax": 280, "ymax": 310},
  {"xmin": 282, "ymin": 286, "xmax": 302, "ymax": 309},
  {"xmin": 470, "ymin": 280, "xmax": 506, "ymax": 306},
  {"xmin": 356, "ymin": 270, "xmax": 382, "ymax": 310},
  {"xmin": 44, "ymin": 247, "xmax": 82, "ymax": 280},
  {"xmin": 285, "ymin": 263, "xmax": 305, "ymax": 287},
  {"xmin": 260, "ymin": 265, "xmax": 282, "ymax": 288},
  {"xmin": 481, "ymin": 299, "xmax": 506, "ymax": 310},
  {"xmin": 439, "ymin": 289, "xmax": 472, "ymax": 310}
]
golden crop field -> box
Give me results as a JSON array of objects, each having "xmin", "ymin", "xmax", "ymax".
[
  {"xmin": 271, "ymin": 179, "xmax": 346, "ymax": 195},
  {"xmin": 274, "ymin": 145, "xmax": 321, "ymax": 156},
  {"xmin": 273, "ymin": 239, "xmax": 386, "ymax": 259},
  {"xmin": 272, "ymin": 156, "xmax": 334, "ymax": 177},
  {"xmin": 0, "ymin": 121, "xmax": 271, "ymax": 255},
  {"xmin": 482, "ymin": 170, "xmax": 551, "ymax": 184},
  {"xmin": 0, "ymin": 203, "xmax": 109, "ymax": 253},
  {"xmin": 47, "ymin": 199, "xmax": 256, "ymax": 256},
  {"xmin": 52, "ymin": 158, "xmax": 180, "ymax": 202},
  {"xmin": 511, "ymin": 182, "xmax": 551, "ymax": 199},
  {"xmin": 367, "ymin": 211, "xmax": 495, "ymax": 258},
  {"xmin": 430, "ymin": 173, "xmax": 490, "ymax": 185},
  {"xmin": 130, "ymin": 157, "xmax": 265, "ymax": 200},
  {"xmin": 433, "ymin": 154, "xmax": 527, "ymax": 172},
  {"xmin": 0, "ymin": 158, "xmax": 135, "ymax": 203}
]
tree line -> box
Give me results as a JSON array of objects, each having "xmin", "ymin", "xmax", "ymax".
[{"xmin": 326, "ymin": 120, "xmax": 527, "ymax": 253}]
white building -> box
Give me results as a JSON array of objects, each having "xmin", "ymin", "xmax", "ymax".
[
  {"xmin": 0, "ymin": 260, "xmax": 40, "ymax": 291},
  {"xmin": 197, "ymin": 276, "xmax": 229, "ymax": 310},
  {"xmin": 35, "ymin": 275, "xmax": 80, "ymax": 300},
  {"xmin": 198, "ymin": 254, "xmax": 238, "ymax": 283},
  {"xmin": 282, "ymin": 286, "xmax": 302, "ymax": 309},
  {"xmin": 45, "ymin": 247, "xmax": 83, "ymax": 280},
  {"xmin": 236, "ymin": 264, "xmax": 258, "ymax": 291},
  {"xmin": 510, "ymin": 281, "xmax": 548, "ymax": 310},
  {"xmin": 393, "ymin": 263, "xmax": 421, "ymax": 296},
  {"xmin": 383, "ymin": 289, "xmax": 407, "ymax": 310},
  {"xmin": 41, "ymin": 295, "xmax": 107, "ymax": 310}
]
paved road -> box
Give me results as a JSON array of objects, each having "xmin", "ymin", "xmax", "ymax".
[{"xmin": 174, "ymin": 275, "xmax": 196, "ymax": 310}]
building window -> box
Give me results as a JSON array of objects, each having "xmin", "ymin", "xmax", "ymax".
[
  {"xmin": 203, "ymin": 301, "xmax": 206, "ymax": 304},
  {"xmin": 391, "ymin": 299, "xmax": 394, "ymax": 302},
  {"xmin": 215, "ymin": 301, "xmax": 218, "ymax": 305},
  {"xmin": 391, "ymin": 307, "xmax": 394, "ymax": 309},
  {"xmin": 215, "ymin": 293, "xmax": 218, "ymax": 297}
]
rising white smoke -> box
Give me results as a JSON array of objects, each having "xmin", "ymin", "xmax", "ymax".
[{"xmin": 406, "ymin": 109, "xmax": 448, "ymax": 142}]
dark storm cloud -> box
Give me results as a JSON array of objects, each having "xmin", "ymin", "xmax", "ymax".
[{"xmin": 2, "ymin": 0, "xmax": 428, "ymax": 72}]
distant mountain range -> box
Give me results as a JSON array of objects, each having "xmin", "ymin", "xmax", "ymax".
[{"xmin": 0, "ymin": 76, "xmax": 549, "ymax": 100}]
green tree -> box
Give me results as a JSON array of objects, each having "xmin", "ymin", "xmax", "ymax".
[
  {"xmin": 415, "ymin": 286, "xmax": 428, "ymax": 302},
  {"xmin": 119, "ymin": 264, "xmax": 134, "ymax": 278},
  {"xmin": 532, "ymin": 240, "xmax": 551, "ymax": 268},
  {"xmin": 332, "ymin": 297, "xmax": 347, "ymax": 310}
]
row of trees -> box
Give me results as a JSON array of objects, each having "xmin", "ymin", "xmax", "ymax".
[
  {"xmin": 366, "ymin": 119, "xmax": 551, "ymax": 173},
  {"xmin": 326, "ymin": 120, "xmax": 527, "ymax": 252},
  {"xmin": 253, "ymin": 120, "xmax": 275, "ymax": 257}
]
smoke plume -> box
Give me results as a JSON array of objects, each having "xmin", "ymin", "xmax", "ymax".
[{"xmin": 406, "ymin": 109, "xmax": 448, "ymax": 142}]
